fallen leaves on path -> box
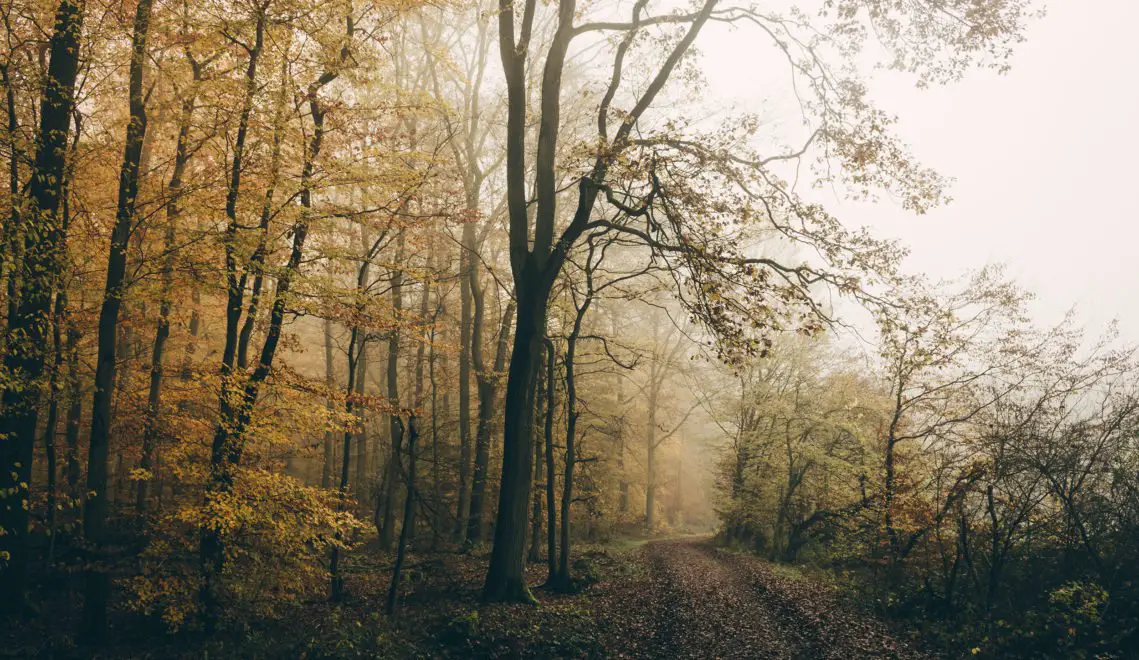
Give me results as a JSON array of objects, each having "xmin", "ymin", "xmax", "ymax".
[{"xmin": 594, "ymin": 539, "xmax": 927, "ymax": 659}]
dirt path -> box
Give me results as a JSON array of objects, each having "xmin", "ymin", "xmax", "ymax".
[{"xmin": 596, "ymin": 538, "xmax": 926, "ymax": 659}]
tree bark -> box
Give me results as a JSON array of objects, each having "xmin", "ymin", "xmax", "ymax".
[
  {"xmin": 379, "ymin": 234, "xmax": 405, "ymax": 550},
  {"xmin": 456, "ymin": 234, "xmax": 473, "ymax": 542},
  {"xmin": 482, "ymin": 277, "xmax": 547, "ymax": 602},
  {"xmin": 543, "ymin": 338, "xmax": 557, "ymax": 582},
  {"xmin": 0, "ymin": 0, "xmax": 86, "ymax": 615},
  {"xmin": 43, "ymin": 289, "xmax": 65, "ymax": 561},
  {"xmin": 467, "ymin": 285, "xmax": 515, "ymax": 547},
  {"xmin": 84, "ymin": 0, "xmax": 153, "ymax": 637},
  {"xmin": 386, "ymin": 416, "xmax": 418, "ymax": 614},
  {"xmin": 527, "ymin": 357, "xmax": 544, "ymax": 564},
  {"xmin": 645, "ymin": 372, "xmax": 659, "ymax": 531},
  {"xmin": 137, "ymin": 57, "xmax": 199, "ymax": 512},
  {"xmin": 322, "ymin": 318, "xmax": 336, "ymax": 488},
  {"xmin": 330, "ymin": 326, "xmax": 363, "ymax": 601}
]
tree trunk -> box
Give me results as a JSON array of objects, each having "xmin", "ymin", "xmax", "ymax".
[
  {"xmin": 386, "ymin": 416, "xmax": 418, "ymax": 614},
  {"xmin": 467, "ymin": 286, "xmax": 515, "ymax": 547},
  {"xmin": 645, "ymin": 377, "xmax": 658, "ymax": 532},
  {"xmin": 0, "ymin": 0, "xmax": 86, "ymax": 616},
  {"xmin": 178, "ymin": 288, "xmax": 201, "ymax": 381},
  {"xmin": 84, "ymin": 0, "xmax": 154, "ymax": 637},
  {"xmin": 43, "ymin": 290, "xmax": 66, "ymax": 561},
  {"xmin": 322, "ymin": 318, "xmax": 336, "ymax": 488},
  {"xmin": 64, "ymin": 301, "xmax": 82, "ymax": 496},
  {"xmin": 527, "ymin": 358, "xmax": 544, "ymax": 564},
  {"xmin": 543, "ymin": 338, "xmax": 557, "ymax": 582},
  {"xmin": 409, "ymin": 259, "xmax": 431, "ymax": 545},
  {"xmin": 482, "ymin": 276, "xmax": 546, "ymax": 602},
  {"xmin": 352, "ymin": 343, "xmax": 369, "ymax": 495},
  {"xmin": 429, "ymin": 317, "xmax": 442, "ymax": 551},
  {"xmin": 137, "ymin": 72, "xmax": 197, "ymax": 512},
  {"xmin": 379, "ymin": 234, "xmax": 404, "ymax": 550},
  {"xmin": 456, "ymin": 232, "xmax": 473, "ymax": 543},
  {"xmin": 553, "ymin": 283, "xmax": 591, "ymax": 591},
  {"xmin": 330, "ymin": 327, "xmax": 363, "ymax": 601}
]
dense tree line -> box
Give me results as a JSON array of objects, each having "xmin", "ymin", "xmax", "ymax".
[{"xmin": 715, "ymin": 270, "xmax": 1139, "ymax": 656}]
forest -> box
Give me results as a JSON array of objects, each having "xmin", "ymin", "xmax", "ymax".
[{"xmin": 1, "ymin": 0, "xmax": 1136, "ymax": 657}]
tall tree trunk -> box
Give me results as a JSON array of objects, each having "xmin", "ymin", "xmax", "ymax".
[
  {"xmin": 409, "ymin": 258, "xmax": 431, "ymax": 545},
  {"xmin": 330, "ymin": 327, "xmax": 363, "ymax": 601},
  {"xmin": 235, "ymin": 60, "xmax": 289, "ymax": 373},
  {"xmin": 483, "ymin": 276, "xmax": 547, "ymax": 602},
  {"xmin": 137, "ymin": 62, "xmax": 198, "ymax": 512},
  {"xmin": 554, "ymin": 283, "xmax": 591, "ymax": 591},
  {"xmin": 43, "ymin": 289, "xmax": 66, "ymax": 561},
  {"xmin": 527, "ymin": 357, "xmax": 544, "ymax": 564},
  {"xmin": 353, "ymin": 343, "xmax": 369, "ymax": 495},
  {"xmin": 43, "ymin": 120, "xmax": 80, "ymax": 561},
  {"xmin": 483, "ymin": 0, "xmax": 715, "ymax": 602},
  {"xmin": 379, "ymin": 234, "xmax": 404, "ymax": 550},
  {"xmin": 64, "ymin": 297, "xmax": 82, "ymax": 496},
  {"xmin": 386, "ymin": 416, "xmax": 418, "ymax": 614},
  {"xmin": 83, "ymin": 0, "xmax": 154, "ymax": 637},
  {"xmin": 0, "ymin": 0, "xmax": 86, "ymax": 615},
  {"xmin": 467, "ymin": 284, "xmax": 515, "ymax": 547},
  {"xmin": 322, "ymin": 318, "xmax": 336, "ymax": 488},
  {"xmin": 645, "ymin": 370, "xmax": 659, "ymax": 532},
  {"xmin": 1, "ymin": 62, "xmax": 21, "ymax": 343},
  {"xmin": 429, "ymin": 317, "xmax": 442, "ymax": 551},
  {"xmin": 543, "ymin": 338, "xmax": 557, "ymax": 582},
  {"xmin": 456, "ymin": 235, "xmax": 473, "ymax": 542}
]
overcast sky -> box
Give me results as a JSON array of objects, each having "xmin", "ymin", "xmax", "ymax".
[{"xmin": 697, "ymin": 1, "xmax": 1139, "ymax": 342}]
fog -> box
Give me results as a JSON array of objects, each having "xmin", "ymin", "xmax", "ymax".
[{"xmin": 702, "ymin": 0, "xmax": 1139, "ymax": 337}]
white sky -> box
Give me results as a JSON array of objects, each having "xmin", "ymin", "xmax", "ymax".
[{"xmin": 695, "ymin": 1, "xmax": 1139, "ymax": 341}]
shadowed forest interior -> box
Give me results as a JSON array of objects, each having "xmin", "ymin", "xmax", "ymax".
[{"xmin": 1, "ymin": 0, "xmax": 1137, "ymax": 658}]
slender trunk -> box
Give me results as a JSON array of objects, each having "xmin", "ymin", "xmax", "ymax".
[
  {"xmin": 884, "ymin": 434, "xmax": 898, "ymax": 558},
  {"xmin": 456, "ymin": 235, "xmax": 473, "ymax": 542},
  {"xmin": 353, "ymin": 343, "xmax": 369, "ymax": 494},
  {"xmin": 330, "ymin": 328, "xmax": 362, "ymax": 601},
  {"xmin": 428, "ymin": 295, "xmax": 442, "ymax": 551},
  {"xmin": 64, "ymin": 304, "xmax": 82, "ymax": 495},
  {"xmin": 84, "ymin": 0, "xmax": 154, "ymax": 637},
  {"xmin": 645, "ymin": 378, "xmax": 658, "ymax": 532},
  {"xmin": 543, "ymin": 338, "xmax": 557, "ymax": 582},
  {"xmin": 614, "ymin": 339, "xmax": 628, "ymax": 513},
  {"xmin": 178, "ymin": 288, "xmax": 200, "ymax": 381},
  {"xmin": 137, "ymin": 75, "xmax": 197, "ymax": 512},
  {"xmin": 201, "ymin": 13, "xmax": 343, "ymax": 624},
  {"xmin": 555, "ymin": 289, "xmax": 590, "ymax": 590},
  {"xmin": 235, "ymin": 61, "xmax": 288, "ymax": 373},
  {"xmin": 2, "ymin": 62, "xmax": 21, "ymax": 341},
  {"xmin": 43, "ymin": 290, "xmax": 66, "ymax": 561},
  {"xmin": 409, "ymin": 260, "xmax": 431, "ymax": 545},
  {"xmin": 0, "ymin": 0, "xmax": 86, "ymax": 615},
  {"xmin": 386, "ymin": 416, "xmax": 418, "ymax": 614},
  {"xmin": 467, "ymin": 288, "xmax": 515, "ymax": 546},
  {"xmin": 379, "ymin": 234, "xmax": 404, "ymax": 550},
  {"xmin": 322, "ymin": 318, "xmax": 336, "ymax": 488},
  {"xmin": 136, "ymin": 236, "xmax": 172, "ymax": 514}
]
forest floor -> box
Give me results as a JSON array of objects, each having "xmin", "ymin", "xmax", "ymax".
[
  {"xmin": 595, "ymin": 538, "xmax": 926, "ymax": 659},
  {"xmin": 2, "ymin": 536, "xmax": 927, "ymax": 658}
]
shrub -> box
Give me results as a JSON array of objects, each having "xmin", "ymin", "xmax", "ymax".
[{"xmin": 127, "ymin": 468, "xmax": 365, "ymax": 630}]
